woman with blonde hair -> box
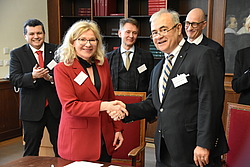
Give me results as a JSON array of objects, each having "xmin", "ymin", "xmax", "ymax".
[{"xmin": 54, "ymin": 20, "xmax": 127, "ymax": 162}]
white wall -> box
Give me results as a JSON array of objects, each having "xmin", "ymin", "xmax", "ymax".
[{"xmin": 0, "ymin": 0, "xmax": 48, "ymax": 78}]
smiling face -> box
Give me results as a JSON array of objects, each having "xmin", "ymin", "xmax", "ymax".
[
  {"xmin": 118, "ymin": 23, "xmax": 138, "ymax": 50},
  {"xmin": 151, "ymin": 13, "xmax": 182, "ymax": 54},
  {"xmin": 24, "ymin": 25, "xmax": 45, "ymax": 50},
  {"xmin": 185, "ymin": 8, "xmax": 207, "ymax": 42},
  {"xmin": 73, "ymin": 30, "xmax": 97, "ymax": 62}
]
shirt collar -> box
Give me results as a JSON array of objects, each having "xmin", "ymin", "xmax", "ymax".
[
  {"xmin": 29, "ymin": 43, "xmax": 45, "ymax": 54},
  {"xmin": 187, "ymin": 34, "xmax": 203, "ymax": 45},
  {"xmin": 164, "ymin": 38, "xmax": 185, "ymax": 58},
  {"xmin": 120, "ymin": 45, "xmax": 135, "ymax": 54}
]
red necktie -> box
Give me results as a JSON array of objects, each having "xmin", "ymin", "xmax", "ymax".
[
  {"xmin": 36, "ymin": 50, "xmax": 48, "ymax": 106},
  {"xmin": 36, "ymin": 51, "xmax": 44, "ymax": 68}
]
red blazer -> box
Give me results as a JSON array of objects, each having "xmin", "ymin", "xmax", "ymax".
[{"xmin": 54, "ymin": 57, "xmax": 123, "ymax": 161}]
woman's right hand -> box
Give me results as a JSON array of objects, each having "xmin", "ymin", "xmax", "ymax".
[{"xmin": 100, "ymin": 101, "xmax": 128, "ymax": 121}]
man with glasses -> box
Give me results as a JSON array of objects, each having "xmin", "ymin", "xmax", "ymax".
[
  {"xmin": 185, "ymin": 8, "xmax": 225, "ymax": 73},
  {"xmin": 110, "ymin": 9, "xmax": 229, "ymax": 167},
  {"xmin": 106, "ymin": 18, "xmax": 154, "ymax": 94}
]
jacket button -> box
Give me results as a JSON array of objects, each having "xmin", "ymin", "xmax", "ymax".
[{"xmin": 160, "ymin": 108, "xmax": 164, "ymax": 112}]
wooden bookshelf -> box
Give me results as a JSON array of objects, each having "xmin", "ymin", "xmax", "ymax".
[{"xmin": 47, "ymin": 0, "xmax": 228, "ymax": 142}]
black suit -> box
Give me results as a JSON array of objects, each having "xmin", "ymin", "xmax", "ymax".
[
  {"xmin": 199, "ymin": 35, "xmax": 225, "ymax": 73},
  {"xmin": 106, "ymin": 46, "xmax": 154, "ymax": 93},
  {"xmin": 124, "ymin": 41, "xmax": 229, "ymax": 166},
  {"xmin": 9, "ymin": 43, "xmax": 61, "ymax": 156},
  {"xmin": 232, "ymin": 47, "xmax": 250, "ymax": 105}
]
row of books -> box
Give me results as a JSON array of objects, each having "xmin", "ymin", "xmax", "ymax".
[
  {"xmin": 78, "ymin": 8, "xmax": 91, "ymax": 16},
  {"xmin": 79, "ymin": 0, "xmax": 166, "ymax": 17},
  {"xmin": 149, "ymin": 42, "xmax": 165, "ymax": 57},
  {"xmin": 148, "ymin": 0, "xmax": 166, "ymax": 15},
  {"xmin": 94, "ymin": 0, "xmax": 118, "ymax": 16}
]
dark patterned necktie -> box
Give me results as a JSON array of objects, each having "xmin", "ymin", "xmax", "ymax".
[{"xmin": 161, "ymin": 54, "xmax": 174, "ymax": 101}]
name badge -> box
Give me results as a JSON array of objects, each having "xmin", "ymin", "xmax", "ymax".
[
  {"xmin": 171, "ymin": 73, "xmax": 190, "ymax": 88},
  {"xmin": 74, "ymin": 71, "xmax": 88, "ymax": 85},
  {"xmin": 137, "ymin": 64, "xmax": 147, "ymax": 74},
  {"xmin": 47, "ymin": 59, "xmax": 57, "ymax": 70}
]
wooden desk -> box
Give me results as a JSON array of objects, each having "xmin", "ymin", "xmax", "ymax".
[{"xmin": 0, "ymin": 156, "xmax": 132, "ymax": 167}]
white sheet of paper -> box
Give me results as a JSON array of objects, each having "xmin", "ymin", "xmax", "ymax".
[
  {"xmin": 64, "ymin": 161, "xmax": 103, "ymax": 167},
  {"xmin": 47, "ymin": 59, "xmax": 57, "ymax": 70},
  {"xmin": 74, "ymin": 71, "xmax": 88, "ymax": 85},
  {"xmin": 137, "ymin": 64, "xmax": 147, "ymax": 74}
]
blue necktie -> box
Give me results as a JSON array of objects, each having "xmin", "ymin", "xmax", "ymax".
[{"xmin": 161, "ymin": 54, "xmax": 174, "ymax": 101}]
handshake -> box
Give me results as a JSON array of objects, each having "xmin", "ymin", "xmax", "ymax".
[{"xmin": 101, "ymin": 101, "xmax": 129, "ymax": 121}]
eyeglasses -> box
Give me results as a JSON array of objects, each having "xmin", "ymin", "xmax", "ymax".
[
  {"xmin": 150, "ymin": 24, "xmax": 178, "ymax": 39},
  {"xmin": 77, "ymin": 38, "xmax": 98, "ymax": 46},
  {"xmin": 184, "ymin": 21, "xmax": 205, "ymax": 28}
]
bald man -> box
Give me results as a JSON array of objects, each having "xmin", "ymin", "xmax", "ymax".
[{"xmin": 185, "ymin": 8, "xmax": 225, "ymax": 73}]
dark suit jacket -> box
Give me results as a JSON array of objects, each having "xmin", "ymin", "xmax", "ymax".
[
  {"xmin": 9, "ymin": 43, "xmax": 61, "ymax": 121},
  {"xmin": 199, "ymin": 35, "xmax": 225, "ymax": 73},
  {"xmin": 106, "ymin": 46, "xmax": 154, "ymax": 93},
  {"xmin": 54, "ymin": 58, "xmax": 123, "ymax": 161},
  {"xmin": 232, "ymin": 47, "xmax": 250, "ymax": 105},
  {"xmin": 124, "ymin": 41, "xmax": 229, "ymax": 164}
]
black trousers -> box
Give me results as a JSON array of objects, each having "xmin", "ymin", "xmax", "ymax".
[
  {"xmin": 156, "ymin": 138, "xmax": 222, "ymax": 167},
  {"xmin": 97, "ymin": 142, "xmax": 112, "ymax": 163},
  {"xmin": 22, "ymin": 106, "xmax": 60, "ymax": 157}
]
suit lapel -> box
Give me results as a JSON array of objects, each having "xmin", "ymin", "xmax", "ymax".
[
  {"xmin": 152, "ymin": 58, "xmax": 165, "ymax": 105},
  {"xmin": 199, "ymin": 35, "xmax": 208, "ymax": 46},
  {"xmin": 96, "ymin": 60, "xmax": 107, "ymax": 100},
  {"xmin": 72, "ymin": 59, "xmax": 100, "ymax": 99},
  {"xmin": 162, "ymin": 42, "xmax": 190, "ymax": 102},
  {"xmin": 44, "ymin": 43, "xmax": 55, "ymax": 67},
  {"xmin": 24, "ymin": 44, "xmax": 38, "ymax": 67},
  {"xmin": 110, "ymin": 48, "xmax": 120, "ymax": 89},
  {"xmin": 131, "ymin": 46, "xmax": 142, "ymax": 90}
]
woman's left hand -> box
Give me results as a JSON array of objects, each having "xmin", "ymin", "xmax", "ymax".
[{"xmin": 113, "ymin": 131, "xmax": 124, "ymax": 150}]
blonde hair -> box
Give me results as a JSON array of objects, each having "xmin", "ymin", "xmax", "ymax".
[{"xmin": 55, "ymin": 20, "xmax": 105, "ymax": 66}]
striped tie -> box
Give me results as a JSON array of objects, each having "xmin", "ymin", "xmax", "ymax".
[{"xmin": 161, "ymin": 54, "xmax": 174, "ymax": 100}]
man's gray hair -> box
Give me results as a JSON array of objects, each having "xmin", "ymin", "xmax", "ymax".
[{"xmin": 150, "ymin": 9, "xmax": 180, "ymax": 25}]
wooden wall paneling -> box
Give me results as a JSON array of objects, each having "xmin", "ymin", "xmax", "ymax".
[
  {"xmin": 47, "ymin": 0, "xmax": 61, "ymax": 44},
  {"xmin": 0, "ymin": 80, "xmax": 21, "ymax": 142},
  {"xmin": 211, "ymin": 0, "xmax": 227, "ymax": 46}
]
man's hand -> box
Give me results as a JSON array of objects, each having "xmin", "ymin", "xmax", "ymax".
[
  {"xmin": 194, "ymin": 146, "xmax": 210, "ymax": 167},
  {"xmin": 101, "ymin": 101, "xmax": 128, "ymax": 121},
  {"xmin": 32, "ymin": 64, "xmax": 49, "ymax": 80}
]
